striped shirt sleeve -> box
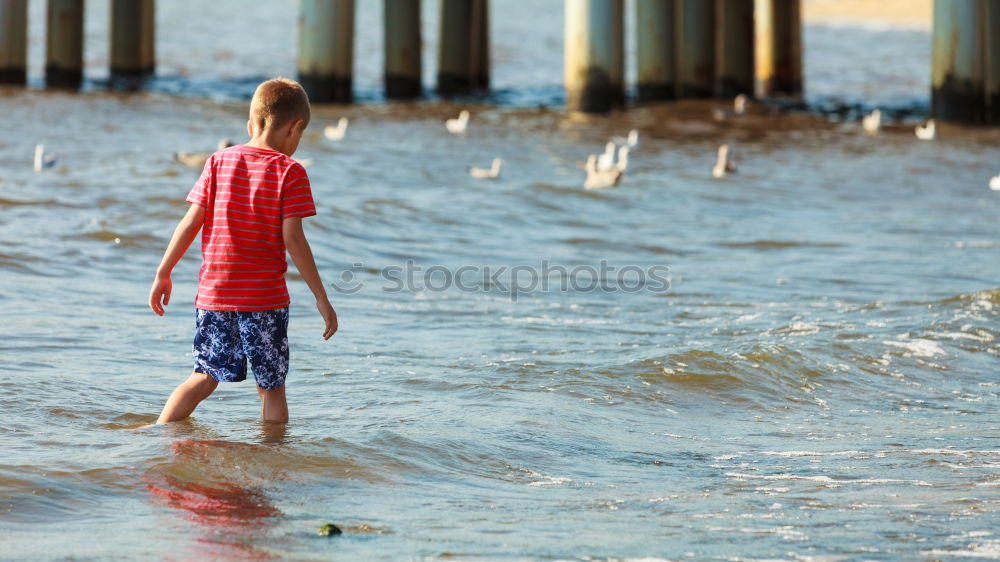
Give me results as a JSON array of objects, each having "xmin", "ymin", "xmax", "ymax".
[
  {"xmin": 281, "ymin": 162, "xmax": 316, "ymax": 219},
  {"xmin": 186, "ymin": 155, "xmax": 214, "ymax": 208}
]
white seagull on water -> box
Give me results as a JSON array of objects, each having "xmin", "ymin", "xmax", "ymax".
[
  {"xmin": 175, "ymin": 139, "xmax": 233, "ymax": 169},
  {"xmin": 712, "ymin": 144, "xmax": 737, "ymax": 178},
  {"xmin": 34, "ymin": 144, "xmax": 57, "ymax": 171},
  {"xmin": 611, "ymin": 129, "xmax": 639, "ymax": 150},
  {"xmin": 324, "ymin": 117, "xmax": 349, "ymax": 141},
  {"xmin": 915, "ymin": 119, "xmax": 936, "ymax": 141},
  {"xmin": 446, "ymin": 110, "xmax": 470, "ymax": 134},
  {"xmin": 862, "ymin": 109, "xmax": 882, "ymax": 135},
  {"xmin": 596, "ymin": 142, "xmax": 617, "ymax": 172},
  {"xmin": 470, "ymin": 158, "xmax": 503, "ymax": 179},
  {"xmin": 712, "ymin": 94, "xmax": 748, "ymax": 121},
  {"xmin": 583, "ymin": 154, "xmax": 622, "ymax": 190}
]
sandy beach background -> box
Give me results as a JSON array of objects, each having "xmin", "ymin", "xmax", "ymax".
[{"xmin": 804, "ymin": 0, "xmax": 933, "ymax": 29}]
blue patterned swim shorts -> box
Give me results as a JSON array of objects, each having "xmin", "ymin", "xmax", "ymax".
[{"xmin": 192, "ymin": 308, "xmax": 289, "ymax": 390}]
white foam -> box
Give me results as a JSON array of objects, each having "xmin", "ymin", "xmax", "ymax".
[
  {"xmin": 926, "ymin": 540, "xmax": 1000, "ymax": 559},
  {"xmin": 726, "ymin": 472, "xmax": 932, "ymax": 486},
  {"xmin": 762, "ymin": 450, "xmax": 864, "ymax": 458},
  {"xmin": 883, "ymin": 338, "xmax": 946, "ymax": 358}
]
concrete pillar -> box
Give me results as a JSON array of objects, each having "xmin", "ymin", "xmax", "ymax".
[
  {"xmin": 677, "ymin": 0, "xmax": 714, "ymax": 98},
  {"xmin": 564, "ymin": 0, "xmax": 624, "ymax": 113},
  {"xmin": 110, "ymin": 0, "xmax": 155, "ymax": 83},
  {"xmin": 715, "ymin": 0, "xmax": 754, "ymax": 97},
  {"xmin": 755, "ymin": 0, "xmax": 802, "ymax": 97},
  {"xmin": 988, "ymin": 0, "xmax": 1000, "ymax": 125},
  {"xmin": 45, "ymin": 0, "xmax": 84, "ymax": 88},
  {"xmin": 0, "ymin": 0, "xmax": 27, "ymax": 84},
  {"xmin": 931, "ymin": 0, "xmax": 985, "ymax": 123},
  {"xmin": 437, "ymin": 0, "xmax": 489, "ymax": 95},
  {"xmin": 298, "ymin": 0, "xmax": 355, "ymax": 103},
  {"xmin": 384, "ymin": 0, "xmax": 421, "ymax": 99},
  {"xmin": 635, "ymin": 0, "xmax": 677, "ymax": 101}
]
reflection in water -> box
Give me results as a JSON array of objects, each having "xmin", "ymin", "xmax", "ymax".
[
  {"xmin": 257, "ymin": 422, "xmax": 289, "ymax": 445},
  {"xmin": 144, "ymin": 428, "xmax": 290, "ymax": 559}
]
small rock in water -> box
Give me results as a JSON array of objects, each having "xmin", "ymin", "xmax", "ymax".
[{"xmin": 317, "ymin": 523, "xmax": 342, "ymax": 536}]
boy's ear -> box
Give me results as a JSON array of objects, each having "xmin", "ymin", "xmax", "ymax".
[
  {"xmin": 292, "ymin": 118, "xmax": 308, "ymax": 135},
  {"xmin": 246, "ymin": 119, "xmax": 253, "ymax": 139}
]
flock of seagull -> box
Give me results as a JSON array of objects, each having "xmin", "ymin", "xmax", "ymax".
[
  {"xmin": 28, "ymin": 99, "xmax": 1000, "ymax": 191},
  {"xmin": 861, "ymin": 106, "xmax": 937, "ymax": 140},
  {"xmin": 860, "ymin": 106, "xmax": 998, "ymax": 189}
]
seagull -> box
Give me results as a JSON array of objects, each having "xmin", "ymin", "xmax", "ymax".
[
  {"xmin": 915, "ymin": 119, "xmax": 936, "ymax": 141},
  {"xmin": 33, "ymin": 144, "xmax": 57, "ymax": 171},
  {"xmin": 584, "ymin": 154, "xmax": 622, "ymax": 190},
  {"xmin": 711, "ymin": 144, "xmax": 736, "ymax": 178},
  {"xmin": 615, "ymin": 145, "xmax": 629, "ymax": 173},
  {"xmin": 990, "ymin": 175, "xmax": 1000, "ymax": 191},
  {"xmin": 324, "ymin": 117, "xmax": 349, "ymax": 141},
  {"xmin": 611, "ymin": 129, "xmax": 639, "ymax": 149},
  {"xmin": 712, "ymin": 94, "xmax": 749, "ymax": 122},
  {"xmin": 596, "ymin": 142, "xmax": 616, "ymax": 172},
  {"xmin": 470, "ymin": 158, "xmax": 502, "ymax": 179},
  {"xmin": 862, "ymin": 109, "xmax": 881, "ymax": 135},
  {"xmin": 175, "ymin": 138, "xmax": 233, "ymax": 169},
  {"xmin": 445, "ymin": 110, "xmax": 470, "ymax": 134}
]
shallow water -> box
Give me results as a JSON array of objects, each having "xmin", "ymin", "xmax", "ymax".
[{"xmin": 2, "ymin": 1, "xmax": 1000, "ymax": 560}]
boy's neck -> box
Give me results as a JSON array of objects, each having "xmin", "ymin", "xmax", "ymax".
[
  {"xmin": 245, "ymin": 121, "xmax": 302, "ymax": 157},
  {"xmin": 246, "ymin": 132, "xmax": 293, "ymax": 156}
]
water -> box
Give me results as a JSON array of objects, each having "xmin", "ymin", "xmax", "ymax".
[{"xmin": 2, "ymin": 1, "xmax": 1000, "ymax": 560}]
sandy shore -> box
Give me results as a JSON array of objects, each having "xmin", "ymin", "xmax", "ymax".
[{"xmin": 803, "ymin": 0, "xmax": 932, "ymax": 29}]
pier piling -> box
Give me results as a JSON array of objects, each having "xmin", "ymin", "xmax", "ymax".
[
  {"xmin": 0, "ymin": 0, "xmax": 27, "ymax": 84},
  {"xmin": 110, "ymin": 0, "xmax": 155, "ymax": 84},
  {"xmin": 715, "ymin": 0, "xmax": 754, "ymax": 97},
  {"xmin": 989, "ymin": 0, "xmax": 1000, "ymax": 124},
  {"xmin": 635, "ymin": 0, "xmax": 677, "ymax": 102},
  {"xmin": 298, "ymin": 0, "xmax": 355, "ymax": 103},
  {"xmin": 384, "ymin": 0, "xmax": 421, "ymax": 99},
  {"xmin": 755, "ymin": 0, "xmax": 801, "ymax": 97},
  {"xmin": 45, "ymin": 0, "xmax": 85, "ymax": 89},
  {"xmin": 564, "ymin": 0, "xmax": 624, "ymax": 113},
  {"xmin": 932, "ymin": 0, "xmax": 999, "ymax": 125},
  {"xmin": 678, "ymin": 0, "xmax": 714, "ymax": 98},
  {"xmin": 437, "ymin": 0, "xmax": 489, "ymax": 95}
]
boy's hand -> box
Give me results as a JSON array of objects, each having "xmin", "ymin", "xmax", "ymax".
[
  {"xmin": 318, "ymin": 299, "xmax": 338, "ymax": 340},
  {"xmin": 149, "ymin": 274, "xmax": 172, "ymax": 316}
]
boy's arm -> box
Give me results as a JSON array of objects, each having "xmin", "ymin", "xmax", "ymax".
[
  {"xmin": 149, "ymin": 203, "xmax": 205, "ymax": 316},
  {"xmin": 283, "ymin": 217, "xmax": 338, "ymax": 340}
]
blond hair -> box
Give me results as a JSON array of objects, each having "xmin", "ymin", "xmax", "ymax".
[{"xmin": 249, "ymin": 78, "xmax": 311, "ymax": 131}]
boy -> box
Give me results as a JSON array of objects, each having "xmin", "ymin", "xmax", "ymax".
[{"xmin": 149, "ymin": 78, "xmax": 337, "ymax": 425}]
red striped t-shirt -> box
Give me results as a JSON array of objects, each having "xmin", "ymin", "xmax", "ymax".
[{"xmin": 186, "ymin": 145, "xmax": 316, "ymax": 311}]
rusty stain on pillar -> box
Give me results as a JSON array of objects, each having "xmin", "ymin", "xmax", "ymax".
[
  {"xmin": 677, "ymin": 0, "xmax": 714, "ymax": 98},
  {"xmin": 437, "ymin": 0, "xmax": 489, "ymax": 95},
  {"xmin": 635, "ymin": 0, "xmax": 677, "ymax": 101},
  {"xmin": 755, "ymin": 0, "xmax": 801, "ymax": 97},
  {"xmin": 564, "ymin": 0, "xmax": 624, "ymax": 113},
  {"xmin": 110, "ymin": 0, "xmax": 155, "ymax": 86},
  {"xmin": 0, "ymin": 0, "xmax": 27, "ymax": 84},
  {"xmin": 45, "ymin": 0, "xmax": 84, "ymax": 89},
  {"xmin": 384, "ymin": 0, "xmax": 421, "ymax": 99},
  {"xmin": 715, "ymin": 0, "xmax": 754, "ymax": 97},
  {"xmin": 298, "ymin": 0, "xmax": 355, "ymax": 103}
]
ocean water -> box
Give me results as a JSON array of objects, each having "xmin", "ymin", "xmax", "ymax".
[{"xmin": 2, "ymin": 1, "xmax": 1000, "ymax": 560}]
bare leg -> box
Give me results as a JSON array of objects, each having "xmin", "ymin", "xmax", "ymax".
[
  {"xmin": 256, "ymin": 384, "xmax": 288, "ymax": 423},
  {"xmin": 157, "ymin": 372, "xmax": 219, "ymax": 424}
]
